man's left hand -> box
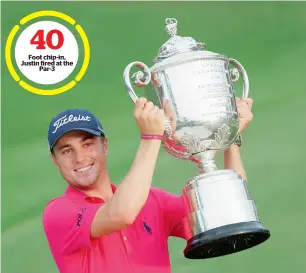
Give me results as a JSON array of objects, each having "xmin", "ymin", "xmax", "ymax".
[{"xmin": 236, "ymin": 98, "xmax": 254, "ymax": 134}]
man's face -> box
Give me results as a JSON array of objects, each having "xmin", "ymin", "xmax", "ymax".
[{"xmin": 51, "ymin": 130, "xmax": 108, "ymax": 190}]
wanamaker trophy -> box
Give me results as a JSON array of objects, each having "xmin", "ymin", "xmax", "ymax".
[{"xmin": 123, "ymin": 18, "xmax": 270, "ymax": 259}]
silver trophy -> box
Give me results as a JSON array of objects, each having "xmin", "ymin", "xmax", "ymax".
[{"xmin": 123, "ymin": 18, "xmax": 270, "ymax": 259}]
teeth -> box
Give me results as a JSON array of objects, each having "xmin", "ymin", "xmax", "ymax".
[{"xmin": 76, "ymin": 164, "xmax": 93, "ymax": 172}]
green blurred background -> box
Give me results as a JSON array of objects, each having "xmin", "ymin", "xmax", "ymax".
[{"xmin": 2, "ymin": 1, "xmax": 306, "ymax": 273}]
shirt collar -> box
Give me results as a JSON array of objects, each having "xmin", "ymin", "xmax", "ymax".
[{"xmin": 65, "ymin": 184, "xmax": 117, "ymax": 203}]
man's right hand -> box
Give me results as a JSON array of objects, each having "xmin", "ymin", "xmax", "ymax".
[{"xmin": 134, "ymin": 97, "xmax": 165, "ymax": 135}]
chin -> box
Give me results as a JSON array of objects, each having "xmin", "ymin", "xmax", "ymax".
[
  {"xmin": 65, "ymin": 170, "xmax": 100, "ymax": 190},
  {"xmin": 77, "ymin": 180, "xmax": 97, "ymax": 190}
]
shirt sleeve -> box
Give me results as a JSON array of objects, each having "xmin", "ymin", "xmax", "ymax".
[
  {"xmin": 42, "ymin": 198, "xmax": 101, "ymax": 255},
  {"xmin": 152, "ymin": 188, "xmax": 189, "ymax": 240}
]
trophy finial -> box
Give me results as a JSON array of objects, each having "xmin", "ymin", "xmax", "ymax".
[
  {"xmin": 155, "ymin": 17, "xmax": 206, "ymax": 63},
  {"xmin": 165, "ymin": 18, "xmax": 178, "ymax": 37}
]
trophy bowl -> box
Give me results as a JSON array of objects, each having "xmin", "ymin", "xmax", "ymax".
[{"xmin": 123, "ymin": 18, "xmax": 270, "ymax": 259}]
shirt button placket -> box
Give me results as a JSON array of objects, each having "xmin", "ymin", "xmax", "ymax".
[{"xmin": 121, "ymin": 232, "xmax": 133, "ymax": 258}]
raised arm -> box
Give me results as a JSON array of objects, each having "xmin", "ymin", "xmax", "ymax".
[
  {"xmin": 91, "ymin": 98, "xmax": 165, "ymax": 238},
  {"xmin": 224, "ymin": 98, "xmax": 254, "ymax": 180}
]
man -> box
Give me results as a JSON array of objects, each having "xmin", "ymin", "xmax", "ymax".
[{"xmin": 42, "ymin": 97, "xmax": 253, "ymax": 273}]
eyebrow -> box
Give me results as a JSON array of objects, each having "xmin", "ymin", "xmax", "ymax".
[
  {"xmin": 56, "ymin": 143, "xmax": 71, "ymax": 151},
  {"xmin": 56, "ymin": 135, "xmax": 95, "ymax": 151}
]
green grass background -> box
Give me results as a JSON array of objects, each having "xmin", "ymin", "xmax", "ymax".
[{"xmin": 2, "ymin": 1, "xmax": 306, "ymax": 273}]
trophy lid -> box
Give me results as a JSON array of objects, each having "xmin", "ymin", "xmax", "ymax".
[{"xmin": 154, "ymin": 18, "xmax": 207, "ymax": 63}]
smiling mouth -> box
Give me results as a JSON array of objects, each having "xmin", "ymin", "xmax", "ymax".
[{"xmin": 75, "ymin": 164, "xmax": 94, "ymax": 172}]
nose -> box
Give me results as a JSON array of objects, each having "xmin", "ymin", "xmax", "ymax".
[{"xmin": 75, "ymin": 149, "xmax": 85, "ymax": 163}]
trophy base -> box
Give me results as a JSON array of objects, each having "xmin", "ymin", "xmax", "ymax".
[{"xmin": 184, "ymin": 221, "xmax": 270, "ymax": 259}]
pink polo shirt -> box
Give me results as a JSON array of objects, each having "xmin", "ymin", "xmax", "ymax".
[{"xmin": 42, "ymin": 184, "xmax": 188, "ymax": 273}]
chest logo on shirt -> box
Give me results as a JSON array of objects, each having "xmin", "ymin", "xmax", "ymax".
[
  {"xmin": 143, "ymin": 221, "xmax": 152, "ymax": 235},
  {"xmin": 76, "ymin": 208, "xmax": 87, "ymax": 227}
]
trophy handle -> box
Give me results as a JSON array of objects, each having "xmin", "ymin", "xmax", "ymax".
[
  {"xmin": 229, "ymin": 58, "xmax": 250, "ymax": 99},
  {"xmin": 123, "ymin": 61, "xmax": 151, "ymax": 103},
  {"xmin": 123, "ymin": 61, "xmax": 173, "ymax": 137}
]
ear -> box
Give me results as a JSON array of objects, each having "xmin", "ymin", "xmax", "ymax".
[
  {"xmin": 50, "ymin": 152, "xmax": 60, "ymax": 170},
  {"xmin": 103, "ymin": 137, "xmax": 109, "ymax": 156}
]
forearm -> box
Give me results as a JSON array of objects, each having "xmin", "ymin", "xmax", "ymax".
[
  {"xmin": 91, "ymin": 139, "xmax": 161, "ymax": 237},
  {"xmin": 224, "ymin": 145, "xmax": 247, "ymax": 180},
  {"xmin": 107, "ymin": 139, "xmax": 161, "ymax": 222}
]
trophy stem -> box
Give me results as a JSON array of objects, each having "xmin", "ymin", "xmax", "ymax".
[
  {"xmin": 199, "ymin": 160, "xmax": 218, "ymax": 174},
  {"xmin": 192, "ymin": 151, "xmax": 219, "ymax": 174}
]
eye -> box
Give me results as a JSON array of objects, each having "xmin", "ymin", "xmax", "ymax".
[
  {"xmin": 62, "ymin": 148, "xmax": 72, "ymax": 155},
  {"xmin": 84, "ymin": 142, "xmax": 93, "ymax": 148}
]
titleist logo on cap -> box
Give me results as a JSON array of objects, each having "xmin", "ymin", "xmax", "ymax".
[{"xmin": 52, "ymin": 114, "xmax": 91, "ymax": 133}]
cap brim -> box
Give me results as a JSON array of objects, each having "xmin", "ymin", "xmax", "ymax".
[{"xmin": 49, "ymin": 128, "xmax": 104, "ymax": 151}]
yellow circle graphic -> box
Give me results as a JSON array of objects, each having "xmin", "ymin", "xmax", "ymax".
[{"xmin": 5, "ymin": 10, "xmax": 90, "ymax": 96}]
